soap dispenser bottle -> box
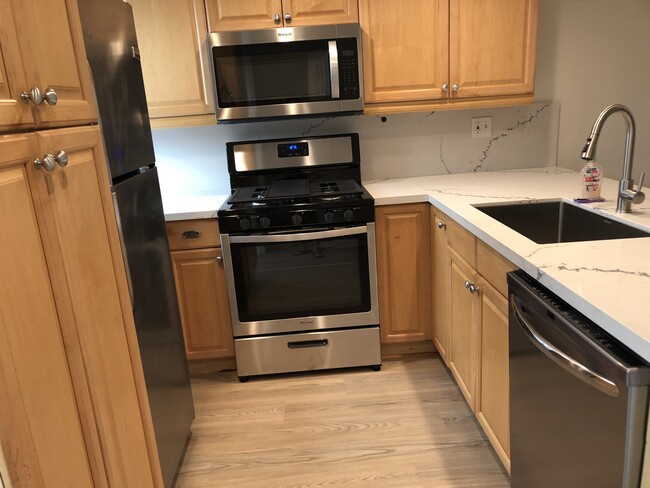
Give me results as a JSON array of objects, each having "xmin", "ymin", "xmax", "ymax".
[{"xmin": 581, "ymin": 161, "xmax": 603, "ymax": 199}]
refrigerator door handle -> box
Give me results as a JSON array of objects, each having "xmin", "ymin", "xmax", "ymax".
[{"xmin": 112, "ymin": 191, "xmax": 135, "ymax": 308}]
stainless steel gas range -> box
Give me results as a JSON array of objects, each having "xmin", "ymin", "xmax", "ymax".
[{"xmin": 217, "ymin": 133, "xmax": 381, "ymax": 381}]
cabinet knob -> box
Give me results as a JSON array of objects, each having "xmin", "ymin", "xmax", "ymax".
[
  {"xmin": 43, "ymin": 88, "xmax": 58, "ymax": 106},
  {"xmin": 452, "ymin": 84, "xmax": 459, "ymax": 93},
  {"xmin": 34, "ymin": 156, "xmax": 56, "ymax": 172},
  {"xmin": 284, "ymin": 13, "xmax": 292, "ymax": 23},
  {"xmin": 442, "ymin": 83, "xmax": 448, "ymax": 93},
  {"xmin": 216, "ymin": 255, "xmax": 223, "ymax": 264},
  {"xmin": 21, "ymin": 87, "xmax": 43, "ymax": 105},
  {"xmin": 437, "ymin": 221, "xmax": 446, "ymax": 229},
  {"xmin": 273, "ymin": 13, "xmax": 281, "ymax": 24},
  {"xmin": 54, "ymin": 150, "xmax": 68, "ymax": 167},
  {"xmin": 464, "ymin": 280, "xmax": 479, "ymax": 294}
]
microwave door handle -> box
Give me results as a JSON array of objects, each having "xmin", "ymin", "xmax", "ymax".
[{"xmin": 328, "ymin": 40, "xmax": 340, "ymax": 99}]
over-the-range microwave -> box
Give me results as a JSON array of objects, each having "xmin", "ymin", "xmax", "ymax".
[{"xmin": 208, "ymin": 23, "xmax": 363, "ymax": 123}]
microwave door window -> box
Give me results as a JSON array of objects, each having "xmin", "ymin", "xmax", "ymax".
[{"xmin": 214, "ymin": 41, "xmax": 331, "ymax": 108}]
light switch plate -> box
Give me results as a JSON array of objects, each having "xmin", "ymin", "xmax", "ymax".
[{"xmin": 472, "ymin": 117, "xmax": 492, "ymax": 138}]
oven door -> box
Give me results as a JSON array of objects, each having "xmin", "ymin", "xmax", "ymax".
[{"xmin": 221, "ymin": 224, "xmax": 379, "ymax": 337}]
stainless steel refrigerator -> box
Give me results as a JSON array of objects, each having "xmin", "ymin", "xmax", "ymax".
[{"xmin": 77, "ymin": 1, "xmax": 195, "ymax": 486}]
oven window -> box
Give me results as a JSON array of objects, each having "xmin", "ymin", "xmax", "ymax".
[
  {"xmin": 229, "ymin": 233, "xmax": 371, "ymax": 322},
  {"xmin": 213, "ymin": 40, "xmax": 331, "ymax": 107}
]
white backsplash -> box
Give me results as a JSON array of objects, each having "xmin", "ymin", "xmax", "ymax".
[{"xmin": 152, "ymin": 102, "xmax": 559, "ymax": 197}]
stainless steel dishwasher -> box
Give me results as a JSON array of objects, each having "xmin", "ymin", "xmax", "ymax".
[{"xmin": 508, "ymin": 270, "xmax": 650, "ymax": 488}]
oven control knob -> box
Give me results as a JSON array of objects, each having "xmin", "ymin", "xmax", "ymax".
[
  {"xmin": 259, "ymin": 215, "xmax": 271, "ymax": 228},
  {"xmin": 239, "ymin": 217, "xmax": 251, "ymax": 231},
  {"xmin": 343, "ymin": 209, "xmax": 354, "ymax": 222},
  {"xmin": 324, "ymin": 210, "xmax": 335, "ymax": 224},
  {"xmin": 291, "ymin": 213, "xmax": 303, "ymax": 226}
]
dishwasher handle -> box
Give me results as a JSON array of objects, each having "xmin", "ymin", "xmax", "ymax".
[{"xmin": 512, "ymin": 297, "xmax": 620, "ymax": 397}]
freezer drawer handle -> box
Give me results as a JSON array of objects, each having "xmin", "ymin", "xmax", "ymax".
[
  {"xmin": 512, "ymin": 297, "xmax": 619, "ymax": 397},
  {"xmin": 181, "ymin": 230, "xmax": 201, "ymax": 239},
  {"xmin": 287, "ymin": 339, "xmax": 329, "ymax": 349}
]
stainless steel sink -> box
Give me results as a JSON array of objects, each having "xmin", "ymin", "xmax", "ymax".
[{"xmin": 473, "ymin": 200, "xmax": 650, "ymax": 244}]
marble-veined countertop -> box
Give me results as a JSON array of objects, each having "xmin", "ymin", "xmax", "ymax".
[
  {"xmin": 161, "ymin": 167, "xmax": 650, "ymax": 361},
  {"xmin": 364, "ymin": 167, "xmax": 650, "ymax": 362}
]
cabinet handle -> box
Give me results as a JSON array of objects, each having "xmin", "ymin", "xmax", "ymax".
[
  {"xmin": 442, "ymin": 83, "xmax": 448, "ymax": 93},
  {"xmin": 20, "ymin": 87, "xmax": 58, "ymax": 106},
  {"xmin": 452, "ymin": 84, "xmax": 459, "ymax": 93},
  {"xmin": 43, "ymin": 88, "xmax": 58, "ymax": 106},
  {"xmin": 181, "ymin": 230, "xmax": 201, "ymax": 239},
  {"xmin": 53, "ymin": 150, "xmax": 68, "ymax": 168},
  {"xmin": 34, "ymin": 156, "xmax": 56, "ymax": 172},
  {"xmin": 273, "ymin": 13, "xmax": 281, "ymax": 24},
  {"xmin": 21, "ymin": 87, "xmax": 43, "ymax": 105},
  {"xmin": 284, "ymin": 13, "xmax": 292, "ymax": 23},
  {"xmin": 437, "ymin": 221, "xmax": 446, "ymax": 229},
  {"xmin": 216, "ymin": 255, "xmax": 223, "ymax": 264},
  {"xmin": 464, "ymin": 280, "xmax": 479, "ymax": 294}
]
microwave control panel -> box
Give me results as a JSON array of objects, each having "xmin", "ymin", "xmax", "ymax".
[{"xmin": 338, "ymin": 38, "xmax": 360, "ymax": 100}]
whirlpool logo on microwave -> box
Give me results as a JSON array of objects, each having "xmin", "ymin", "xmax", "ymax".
[{"xmin": 277, "ymin": 31, "xmax": 293, "ymax": 39}]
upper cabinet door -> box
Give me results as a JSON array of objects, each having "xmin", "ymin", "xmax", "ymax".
[
  {"xmin": 206, "ymin": 0, "xmax": 282, "ymax": 31},
  {"xmin": 8, "ymin": 0, "xmax": 96, "ymax": 127},
  {"xmin": 0, "ymin": 0, "xmax": 35, "ymax": 131},
  {"xmin": 131, "ymin": 0, "xmax": 213, "ymax": 118},
  {"xmin": 283, "ymin": 0, "xmax": 359, "ymax": 26},
  {"xmin": 359, "ymin": 0, "xmax": 448, "ymax": 103},
  {"xmin": 449, "ymin": 0, "xmax": 538, "ymax": 99}
]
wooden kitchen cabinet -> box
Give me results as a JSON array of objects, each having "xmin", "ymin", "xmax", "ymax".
[
  {"xmin": 130, "ymin": 0, "xmax": 214, "ymax": 121},
  {"xmin": 375, "ymin": 204, "xmax": 432, "ymax": 344},
  {"xmin": 432, "ymin": 209, "xmax": 515, "ymax": 471},
  {"xmin": 168, "ymin": 219, "xmax": 235, "ymax": 361},
  {"xmin": 432, "ymin": 210, "xmax": 451, "ymax": 363},
  {"xmin": 206, "ymin": 0, "xmax": 358, "ymax": 31},
  {"xmin": 0, "ymin": 0, "xmax": 97, "ymax": 132},
  {"xmin": 0, "ymin": 128, "xmax": 159, "ymax": 487},
  {"xmin": 360, "ymin": 0, "xmax": 538, "ymax": 114}
]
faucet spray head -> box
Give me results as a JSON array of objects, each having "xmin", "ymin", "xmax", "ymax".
[{"xmin": 581, "ymin": 137, "xmax": 596, "ymax": 161}]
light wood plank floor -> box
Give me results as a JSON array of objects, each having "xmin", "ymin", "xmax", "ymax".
[{"xmin": 176, "ymin": 356, "xmax": 510, "ymax": 488}]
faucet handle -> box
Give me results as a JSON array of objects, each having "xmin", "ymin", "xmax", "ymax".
[{"xmin": 637, "ymin": 172, "xmax": 645, "ymax": 192}]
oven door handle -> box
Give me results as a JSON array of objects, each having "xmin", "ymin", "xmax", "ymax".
[
  {"xmin": 328, "ymin": 40, "xmax": 340, "ymax": 99},
  {"xmin": 228, "ymin": 225, "xmax": 368, "ymax": 243}
]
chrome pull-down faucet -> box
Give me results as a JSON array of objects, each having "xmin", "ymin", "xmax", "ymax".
[{"xmin": 581, "ymin": 104, "xmax": 645, "ymax": 212}]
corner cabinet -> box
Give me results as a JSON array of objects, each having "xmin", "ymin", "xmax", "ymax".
[
  {"xmin": 360, "ymin": 0, "xmax": 538, "ymax": 113},
  {"xmin": 167, "ymin": 219, "xmax": 235, "ymax": 361},
  {"xmin": 432, "ymin": 208, "xmax": 515, "ymax": 472},
  {"xmin": 0, "ymin": 128, "xmax": 159, "ymax": 487},
  {"xmin": 206, "ymin": 0, "xmax": 359, "ymax": 31},
  {"xmin": 375, "ymin": 204, "xmax": 432, "ymax": 345}
]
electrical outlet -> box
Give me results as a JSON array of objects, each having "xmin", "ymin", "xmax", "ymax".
[{"xmin": 472, "ymin": 117, "xmax": 492, "ymax": 138}]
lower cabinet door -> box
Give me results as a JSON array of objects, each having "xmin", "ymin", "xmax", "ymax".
[
  {"xmin": 171, "ymin": 247, "xmax": 235, "ymax": 360},
  {"xmin": 448, "ymin": 246, "xmax": 478, "ymax": 410},
  {"xmin": 476, "ymin": 275, "xmax": 510, "ymax": 472},
  {"xmin": 0, "ymin": 138, "xmax": 95, "ymax": 487}
]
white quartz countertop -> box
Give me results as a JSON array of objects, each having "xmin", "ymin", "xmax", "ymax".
[
  {"xmin": 162, "ymin": 192, "xmax": 228, "ymax": 221},
  {"xmin": 364, "ymin": 167, "xmax": 650, "ymax": 362}
]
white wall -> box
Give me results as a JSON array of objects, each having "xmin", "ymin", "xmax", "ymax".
[
  {"xmin": 153, "ymin": 103, "xmax": 559, "ymax": 197},
  {"xmin": 535, "ymin": 0, "xmax": 650, "ymax": 180}
]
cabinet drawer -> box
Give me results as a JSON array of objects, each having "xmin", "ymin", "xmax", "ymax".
[
  {"xmin": 445, "ymin": 217, "xmax": 476, "ymax": 267},
  {"xmin": 167, "ymin": 219, "xmax": 220, "ymax": 250},
  {"xmin": 476, "ymin": 240, "xmax": 517, "ymax": 297}
]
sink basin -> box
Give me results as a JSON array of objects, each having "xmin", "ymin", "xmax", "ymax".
[{"xmin": 473, "ymin": 200, "xmax": 650, "ymax": 244}]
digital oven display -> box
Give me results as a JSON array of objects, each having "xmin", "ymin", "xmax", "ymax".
[{"xmin": 277, "ymin": 142, "xmax": 309, "ymax": 158}]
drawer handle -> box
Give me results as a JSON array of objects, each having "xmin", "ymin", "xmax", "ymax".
[
  {"xmin": 287, "ymin": 339, "xmax": 329, "ymax": 349},
  {"xmin": 181, "ymin": 230, "xmax": 201, "ymax": 239}
]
